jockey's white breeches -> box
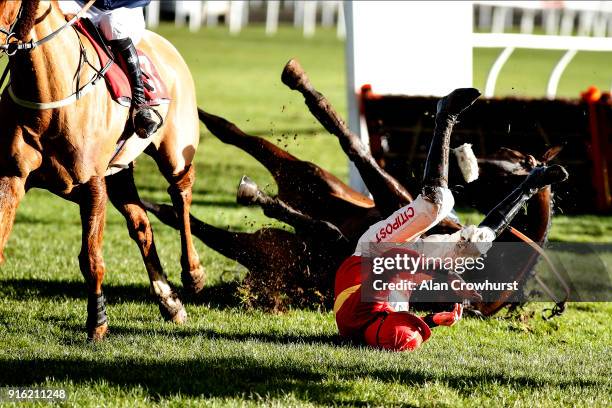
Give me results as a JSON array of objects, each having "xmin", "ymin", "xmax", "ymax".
[
  {"xmin": 355, "ymin": 187, "xmax": 495, "ymax": 251},
  {"xmin": 354, "ymin": 187, "xmax": 495, "ymax": 311},
  {"xmin": 58, "ymin": 2, "xmax": 146, "ymax": 44},
  {"xmin": 355, "ymin": 187, "xmax": 456, "ymax": 249}
]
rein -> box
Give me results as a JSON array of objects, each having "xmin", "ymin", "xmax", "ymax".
[
  {"xmin": 0, "ymin": 0, "xmax": 106, "ymax": 110},
  {"xmin": 0, "ymin": 0, "xmax": 96, "ymax": 55},
  {"xmin": 509, "ymin": 226, "xmax": 570, "ymax": 320}
]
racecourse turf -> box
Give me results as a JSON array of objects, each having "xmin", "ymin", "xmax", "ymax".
[{"xmin": 0, "ymin": 25, "xmax": 611, "ymax": 407}]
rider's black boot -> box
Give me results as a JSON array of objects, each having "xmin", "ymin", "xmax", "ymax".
[
  {"xmin": 422, "ymin": 88, "xmax": 480, "ymax": 201},
  {"xmin": 479, "ymin": 164, "xmax": 568, "ymax": 237},
  {"xmin": 112, "ymin": 38, "xmax": 161, "ymax": 138}
]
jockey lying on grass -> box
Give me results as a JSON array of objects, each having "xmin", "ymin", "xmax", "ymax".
[
  {"xmin": 334, "ymin": 88, "xmax": 568, "ymax": 352},
  {"xmin": 59, "ymin": 0, "xmax": 160, "ymax": 138}
]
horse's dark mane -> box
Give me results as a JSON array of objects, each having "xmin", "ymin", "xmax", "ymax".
[{"xmin": 14, "ymin": 0, "xmax": 41, "ymax": 40}]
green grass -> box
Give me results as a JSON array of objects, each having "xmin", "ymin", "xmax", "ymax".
[
  {"xmin": 0, "ymin": 25, "xmax": 611, "ymax": 407},
  {"xmin": 473, "ymin": 48, "xmax": 612, "ymax": 98}
]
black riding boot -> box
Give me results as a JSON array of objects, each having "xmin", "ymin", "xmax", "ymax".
[
  {"xmin": 422, "ymin": 88, "xmax": 480, "ymax": 202},
  {"xmin": 112, "ymin": 38, "xmax": 161, "ymax": 138},
  {"xmin": 479, "ymin": 165, "xmax": 568, "ymax": 237}
]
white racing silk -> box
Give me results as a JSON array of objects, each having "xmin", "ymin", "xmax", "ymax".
[{"xmin": 58, "ymin": 1, "xmax": 146, "ymax": 44}]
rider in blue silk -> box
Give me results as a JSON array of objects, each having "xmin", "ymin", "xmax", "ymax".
[{"xmin": 86, "ymin": 1, "xmax": 151, "ymax": 10}]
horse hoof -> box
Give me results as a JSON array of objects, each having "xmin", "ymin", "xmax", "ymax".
[
  {"xmin": 437, "ymin": 88, "xmax": 481, "ymax": 117},
  {"xmin": 236, "ymin": 175, "xmax": 259, "ymax": 206},
  {"xmin": 87, "ymin": 323, "xmax": 109, "ymax": 342},
  {"xmin": 182, "ymin": 265, "xmax": 206, "ymax": 296},
  {"xmin": 158, "ymin": 295, "xmax": 188, "ymax": 324},
  {"xmin": 170, "ymin": 307, "xmax": 187, "ymax": 324}
]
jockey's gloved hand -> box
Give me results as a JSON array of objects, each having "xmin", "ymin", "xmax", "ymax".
[{"xmin": 424, "ymin": 303, "xmax": 463, "ymax": 328}]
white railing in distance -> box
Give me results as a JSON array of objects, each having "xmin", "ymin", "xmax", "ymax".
[{"xmin": 474, "ymin": 33, "xmax": 612, "ymax": 99}]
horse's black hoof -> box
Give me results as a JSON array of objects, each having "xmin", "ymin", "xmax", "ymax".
[
  {"xmin": 437, "ymin": 88, "xmax": 481, "ymax": 117},
  {"xmin": 236, "ymin": 175, "xmax": 260, "ymax": 206}
]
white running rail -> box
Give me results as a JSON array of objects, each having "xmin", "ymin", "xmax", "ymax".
[{"xmin": 474, "ymin": 33, "xmax": 612, "ymax": 98}]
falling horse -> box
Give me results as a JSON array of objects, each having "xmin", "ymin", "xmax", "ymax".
[
  {"xmin": 145, "ymin": 60, "xmax": 557, "ymax": 315},
  {"xmin": 0, "ymin": 0, "xmax": 206, "ymax": 340}
]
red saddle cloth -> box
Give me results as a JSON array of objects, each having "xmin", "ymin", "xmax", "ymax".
[{"xmin": 74, "ymin": 19, "xmax": 170, "ymax": 107}]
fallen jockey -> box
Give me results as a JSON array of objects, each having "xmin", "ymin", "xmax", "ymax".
[
  {"xmin": 58, "ymin": 0, "xmax": 161, "ymax": 138},
  {"xmin": 334, "ymin": 88, "xmax": 569, "ymax": 352}
]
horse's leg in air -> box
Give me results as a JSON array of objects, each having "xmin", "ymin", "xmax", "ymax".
[
  {"xmin": 141, "ymin": 199, "xmax": 305, "ymax": 273},
  {"xmin": 236, "ymin": 176, "xmax": 350, "ymax": 249},
  {"xmin": 422, "ymin": 88, "xmax": 481, "ymax": 199},
  {"xmin": 198, "ymin": 109, "xmax": 374, "ymax": 224},
  {"xmin": 78, "ymin": 177, "xmax": 109, "ymax": 341},
  {"xmin": 106, "ymin": 166, "xmax": 187, "ymax": 323},
  {"xmin": 198, "ymin": 109, "xmax": 300, "ymax": 179},
  {"xmin": 281, "ymin": 59, "xmax": 412, "ymax": 214}
]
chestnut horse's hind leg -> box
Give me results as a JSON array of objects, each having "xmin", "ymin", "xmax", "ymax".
[
  {"xmin": 166, "ymin": 165, "xmax": 206, "ymax": 295},
  {"xmin": 106, "ymin": 166, "xmax": 187, "ymax": 323},
  {"xmin": 281, "ymin": 59, "xmax": 413, "ymax": 214},
  {"xmin": 236, "ymin": 176, "xmax": 350, "ymax": 249},
  {"xmin": 141, "ymin": 199, "xmax": 305, "ymax": 275},
  {"xmin": 199, "ymin": 109, "xmax": 375, "ymax": 228},
  {"xmin": 78, "ymin": 176, "xmax": 109, "ymax": 341}
]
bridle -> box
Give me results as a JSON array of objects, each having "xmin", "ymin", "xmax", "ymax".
[
  {"xmin": 0, "ymin": 1, "xmax": 23, "ymax": 57},
  {"xmin": 0, "ymin": 0, "xmax": 106, "ymax": 109},
  {"xmin": 509, "ymin": 227, "xmax": 570, "ymax": 320},
  {"xmin": 0, "ymin": 1, "xmax": 95, "ymax": 56}
]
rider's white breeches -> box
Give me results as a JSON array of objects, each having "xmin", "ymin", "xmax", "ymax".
[
  {"xmin": 58, "ymin": 2, "xmax": 146, "ymax": 44},
  {"xmin": 354, "ymin": 187, "xmax": 495, "ymax": 312},
  {"xmin": 355, "ymin": 187, "xmax": 455, "ymax": 250},
  {"xmin": 355, "ymin": 186, "xmax": 495, "ymax": 256}
]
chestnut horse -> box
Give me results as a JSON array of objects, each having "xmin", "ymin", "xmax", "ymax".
[{"xmin": 0, "ymin": 0, "xmax": 205, "ymax": 340}]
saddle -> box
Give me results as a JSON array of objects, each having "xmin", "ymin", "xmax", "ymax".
[
  {"xmin": 73, "ymin": 19, "xmax": 171, "ymax": 174},
  {"xmin": 74, "ymin": 18, "xmax": 170, "ymax": 107}
]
